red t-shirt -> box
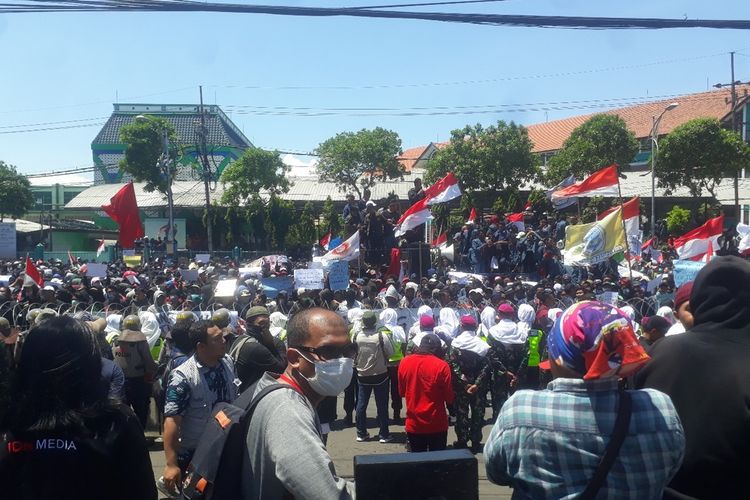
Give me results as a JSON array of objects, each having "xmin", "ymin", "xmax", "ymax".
[{"xmin": 398, "ymin": 353, "xmax": 455, "ymax": 434}]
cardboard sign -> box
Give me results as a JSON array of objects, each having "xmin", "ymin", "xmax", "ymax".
[
  {"xmin": 294, "ymin": 268, "xmax": 325, "ymax": 290},
  {"xmin": 328, "ymin": 260, "xmax": 350, "ymax": 291},
  {"xmin": 85, "ymin": 263, "xmax": 107, "ymax": 278},
  {"xmin": 194, "ymin": 254, "xmax": 210, "ymax": 264},
  {"xmin": 214, "ymin": 279, "xmax": 238, "ymax": 298},
  {"xmin": 123, "ymin": 255, "xmax": 142, "ymax": 267},
  {"xmin": 673, "ymin": 260, "xmax": 706, "ymax": 287},
  {"xmin": 181, "ymin": 269, "xmax": 199, "ymax": 282},
  {"xmin": 261, "ymin": 276, "xmax": 295, "ymax": 299}
]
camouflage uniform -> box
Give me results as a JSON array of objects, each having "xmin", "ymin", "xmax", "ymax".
[
  {"xmin": 486, "ymin": 337, "xmax": 527, "ymax": 421},
  {"xmin": 448, "ymin": 346, "xmax": 490, "ymax": 450}
]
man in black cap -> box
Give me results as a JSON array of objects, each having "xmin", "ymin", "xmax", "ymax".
[{"xmin": 229, "ymin": 306, "xmax": 287, "ymax": 392}]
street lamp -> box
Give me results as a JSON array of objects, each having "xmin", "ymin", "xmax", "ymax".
[
  {"xmin": 650, "ymin": 102, "xmax": 679, "ymax": 238},
  {"xmin": 135, "ymin": 115, "xmax": 177, "ymax": 256}
]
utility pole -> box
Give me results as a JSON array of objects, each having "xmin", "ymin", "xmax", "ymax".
[
  {"xmin": 197, "ymin": 86, "xmax": 214, "ymax": 255},
  {"xmin": 714, "ymin": 52, "xmax": 742, "ymax": 220},
  {"xmin": 161, "ymin": 129, "xmax": 177, "ymax": 256}
]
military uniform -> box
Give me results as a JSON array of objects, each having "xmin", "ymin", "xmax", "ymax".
[
  {"xmin": 486, "ymin": 337, "xmax": 527, "ymax": 421},
  {"xmin": 448, "ymin": 345, "xmax": 490, "ymax": 451}
]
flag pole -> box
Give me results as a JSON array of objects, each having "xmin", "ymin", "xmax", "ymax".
[{"xmin": 615, "ymin": 165, "xmax": 633, "ymax": 280}]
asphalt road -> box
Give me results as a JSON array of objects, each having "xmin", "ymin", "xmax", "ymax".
[{"xmin": 147, "ymin": 393, "xmax": 513, "ymax": 499}]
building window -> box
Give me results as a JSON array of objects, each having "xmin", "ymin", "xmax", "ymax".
[
  {"xmin": 63, "ymin": 191, "xmax": 79, "ymax": 205},
  {"xmin": 34, "ymin": 192, "xmax": 52, "ymax": 211}
]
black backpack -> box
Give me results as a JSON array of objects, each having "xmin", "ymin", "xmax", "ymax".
[{"xmin": 181, "ymin": 382, "xmax": 295, "ymax": 500}]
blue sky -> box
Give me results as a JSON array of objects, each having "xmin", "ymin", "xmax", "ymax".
[{"xmin": 1, "ymin": 0, "xmax": 750, "ymax": 177}]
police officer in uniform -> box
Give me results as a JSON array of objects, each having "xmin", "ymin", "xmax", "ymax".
[
  {"xmin": 212, "ymin": 308, "xmax": 238, "ymax": 350},
  {"xmin": 112, "ymin": 314, "xmax": 158, "ymax": 429}
]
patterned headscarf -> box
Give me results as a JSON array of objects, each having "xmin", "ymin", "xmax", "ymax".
[{"xmin": 547, "ymin": 300, "xmax": 650, "ymax": 380}]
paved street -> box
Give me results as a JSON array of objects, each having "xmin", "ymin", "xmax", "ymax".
[{"xmin": 148, "ymin": 394, "xmax": 512, "ymax": 499}]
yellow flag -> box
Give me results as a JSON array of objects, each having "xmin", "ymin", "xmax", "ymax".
[
  {"xmin": 564, "ymin": 207, "xmax": 625, "ymax": 265},
  {"xmin": 123, "ymin": 255, "xmax": 142, "ymax": 267}
]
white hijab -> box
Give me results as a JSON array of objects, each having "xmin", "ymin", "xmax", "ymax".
[
  {"xmin": 269, "ymin": 312, "xmax": 288, "ymax": 338},
  {"xmin": 656, "ymin": 306, "xmax": 677, "ymax": 325},
  {"xmin": 380, "ymin": 308, "xmax": 406, "ymax": 343},
  {"xmin": 489, "ymin": 318, "xmax": 527, "ymax": 345},
  {"xmin": 516, "ymin": 303, "xmax": 535, "ymax": 339},
  {"xmin": 451, "ymin": 330, "xmax": 489, "ymax": 357}
]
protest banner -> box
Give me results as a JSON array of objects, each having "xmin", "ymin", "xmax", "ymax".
[
  {"xmin": 214, "ymin": 279, "xmax": 238, "ymax": 298},
  {"xmin": 294, "ymin": 268, "xmax": 325, "ymax": 290},
  {"xmin": 123, "ymin": 255, "xmax": 141, "ymax": 267},
  {"xmin": 85, "ymin": 263, "xmax": 107, "ymax": 278},
  {"xmin": 194, "ymin": 254, "xmax": 210, "ymax": 264},
  {"xmin": 261, "ymin": 276, "xmax": 295, "ymax": 299},
  {"xmin": 328, "ymin": 260, "xmax": 350, "ymax": 291},
  {"xmin": 673, "ymin": 260, "xmax": 706, "ymax": 287},
  {"xmin": 181, "ymin": 269, "xmax": 199, "ymax": 282}
]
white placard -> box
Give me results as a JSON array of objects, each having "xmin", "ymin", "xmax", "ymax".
[
  {"xmin": 294, "ymin": 268, "xmax": 325, "ymax": 290},
  {"xmin": 214, "ymin": 279, "xmax": 238, "ymax": 297},
  {"xmin": 194, "ymin": 254, "xmax": 210, "ymax": 264},
  {"xmin": 0, "ymin": 223, "xmax": 16, "ymax": 259},
  {"xmin": 85, "ymin": 263, "xmax": 107, "ymax": 277},
  {"xmin": 0, "ymin": 275, "xmax": 10, "ymax": 286}
]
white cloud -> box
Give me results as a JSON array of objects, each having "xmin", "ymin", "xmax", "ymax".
[{"xmin": 282, "ymin": 154, "xmax": 318, "ymax": 177}]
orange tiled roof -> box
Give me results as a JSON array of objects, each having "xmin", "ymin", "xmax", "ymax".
[
  {"xmin": 399, "ymin": 144, "xmax": 430, "ymax": 171},
  {"xmin": 527, "ymin": 86, "xmax": 750, "ymax": 153}
]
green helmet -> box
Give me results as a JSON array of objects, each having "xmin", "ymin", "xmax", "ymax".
[
  {"xmin": 121, "ymin": 314, "xmax": 141, "ymax": 331},
  {"xmin": 0, "ymin": 317, "xmax": 10, "ymax": 335},
  {"xmin": 212, "ymin": 308, "xmax": 231, "ymax": 328},
  {"xmin": 174, "ymin": 311, "xmax": 195, "ymax": 327},
  {"xmin": 35, "ymin": 308, "xmax": 57, "ymax": 326},
  {"xmin": 26, "ymin": 308, "xmax": 41, "ymax": 324}
]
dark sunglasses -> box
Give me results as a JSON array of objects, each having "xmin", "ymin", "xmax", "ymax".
[{"xmin": 293, "ymin": 343, "xmax": 359, "ymax": 361}]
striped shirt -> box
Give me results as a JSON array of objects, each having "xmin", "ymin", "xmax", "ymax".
[{"xmin": 484, "ymin": 378, "xmax": 685, "ymax": 500}]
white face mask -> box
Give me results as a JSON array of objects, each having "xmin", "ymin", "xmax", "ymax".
[{"xmin": 298, "ymin": 354, "xmax": 354, "ymax": 397}]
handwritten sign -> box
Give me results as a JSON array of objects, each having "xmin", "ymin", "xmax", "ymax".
[
  {"xmin": 214, "ymin": 279, "xmax": 238, "ymax": 298},
  {"xmin": 0, "ymin": 223, "xmax": 16, "ymax": 259},
  {"xmin": 194, "ymin": 254, "xmax": 210, "ymax": 264},
  {"xmin": 294, "ymin": 268, "xmax": 325, "ymax": 290},
  {"xmin": 673, "ymin": 260, "xmax": 706, "ymax": 287},
  {"xmin": 328, "ymin": 260, "xmax": 350, "ymax": 291}
]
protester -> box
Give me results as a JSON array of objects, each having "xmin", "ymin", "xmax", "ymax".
[
  {"xmin": 398, "ymin": 333, "xmax": 454, "ymax": 452},
  {"xmin": 231, "ymin": 306, "xmax": 287, "ymax": 393},
  {"xmin": 665, "ymin": 281, "xmax": 694, "ymax": 336},
  {"xmin": 241, "ymin": 308, "xmax": 356, "ymax": 499},
  {"xmin": 636, "ymin": 256, "xmax": 750, "ymax": 499},
  {"xmin": 486, "ymin": 303, "xmax": 525, "ymax": 420},
  {"xmin": 485, "ymin": 300, "xmax": 685, "ymax": 499},
  {"xmin": 449, "ymin": 315, "xmax": 490, "ymax": 453},
  {"xmin": 639, "ymin": 315, "xmax": 671, "ymax": 352},
  {"xmin": 0, "ymin": 316, "xmax": 157, "ymax": 500},
  {"xmin": 353, "ymin": 311, "xmax": 395, "ymax": 443},
  {"xmin": 160, "ymin": 319, "xmax": 237, "ymax": 498}
]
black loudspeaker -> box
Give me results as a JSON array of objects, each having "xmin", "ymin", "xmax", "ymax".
[
  {"xmin": 353, "ymin": 449, "xmax": 478, "ymax": 500},
  {"xmin": 404, "ymin": 243, "xmax": 432, "ymax": 279}
]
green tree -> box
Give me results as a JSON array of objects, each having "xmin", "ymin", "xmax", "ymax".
[
  {"xmin": 546, "ymin": 114, "xmax": 638, "ymax": 185},
  {"xmin": 665, "ymin": 205, "xmax": 691, "ymax": 234},
  {"xmin": 221, "ymin": 148, "xmax": 291, "ymax": 206},
  {"xmin": 265, "ymin": 195, "xmax": 295, "ymax": 249},
  {"xmin": 119, "ymin": 116, "xmax": 180, "ymax": 194},
  {"xmin": 315, "ymin": 127, "xmax": 403, "ymax": 198},
  {"xmin": 425, "ymin": 121, "xmax": 537, "ymax": 194},
  {"xmin": 0, "ymin": 161, "xmax": 33, "ymax": 220},
  {"xmin": 656, "ymin": 118, "xmax": 750, "ymax": 199},
  {"xmin": 285, "ymin": 202, "xmax": 317, "ymax": 251},
  {"xmin": 319, "ymin": 196, "xmax": 344, "ymax": 236}
]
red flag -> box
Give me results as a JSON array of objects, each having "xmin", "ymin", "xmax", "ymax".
[
  {"xmin": 24, "ymin": 256, "xmax": 43, "ymax": 287},
  {"xmin": 432, "ymin": 232, "xmax": 447, "ymax": 247},
  {"xmin": 320, "ymin": 231, "xmax": 332, "ymax": 250},
  {"xmin": 507, "ymin": 212, "xmax": 524, "ymax": 223},
  {"xmin": 102, "ymin": 183, "xmax": 144, "ymax": 249},
  {"xmin": 523, "ymin": 200, "xmax": 532, "ymax": 211},
  {"xmin": 385, "ymin": 248, "xmax": 402, "ymax": 279},
  {"xmin": 551, "ymin": 164, "xmax": 619, "ymax": 202},
  {"xmin": 466, "ymin": 208, "xmax": 477, "ymax": 224},
  {"xmin": 396, "ymin": 198, "xmax": 432, "ymax": 235},
  {"xmin": 598, "ymin": 196, "xmax": 640, "ymax": 221},
  {"xmin": 68, "ymin": 250, "xmax": 78, "ymax": 266},
  {"xmin": 672, "ymin": 215, "xmax": 724, "ymax": 261}
]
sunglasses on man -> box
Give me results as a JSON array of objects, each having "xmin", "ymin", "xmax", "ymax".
[{"xmin": 292, "ymin": 343, "xmax": 358, "ymax": 362}]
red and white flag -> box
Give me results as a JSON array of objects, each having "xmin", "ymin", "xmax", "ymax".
[
  {"xmin": 598, "ymin": 196, "xmax": 641, "ymax": 256},
  {"xmin": 466, "ymin": 208, "xmax": 477, "ymax": 225},
  {"xmin": 320, "ymin": 231, "xmax": 332, "ymax": 251},
  {"xmin": 737, "ymin": 223, "xmax": 750, "ymax": 256},
  {"xmin": 395, "ymin": 198, "xmax": 433, "ymax": 236},
  {"xmin": 507, "ymin": 211, "xmax": 525, "ymax": 231},
  {"xmin": 432, "ymin": 232, "xmax": 448, "ymax": 248},
  {"xmin": 641, "ymin": 238, "xmax": 663, "ymax": 264},
  {"xmin": 551, "ymin": 164, "xmax": 619, "ymax": 202},
  {"xmin": 673, "ymin": 215, "xmax": 724, "ymax": 261},
  {"xmin": 523, "ymin": 200, "xmax": 532, "ymax": 211},
  {"xmin": 320, "ymin": 231, "xmax": 360, "ymax": 262},
  {"xmin": 96, "ymin": 239, "xmax": 106, "ymax": 257},
  {"xmin": 24, "ymin": 256, "xmax": 44, "ymax": 288},
  {"xmin": 424, "ymin": 172, "xmax": 462, "ymax": 205},
  {"xmin": 68, "ymin": 250, "xmax": 78, "ymax": 266}
]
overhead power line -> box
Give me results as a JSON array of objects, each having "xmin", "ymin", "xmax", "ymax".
[{"xmin": 1, "ymin": 1, "xmax": 750, "ymax": 30}]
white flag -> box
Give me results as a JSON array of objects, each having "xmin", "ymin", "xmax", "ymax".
[{"xmin": 320, "ymin": 231, "xmax": 360, "ymax": 262}]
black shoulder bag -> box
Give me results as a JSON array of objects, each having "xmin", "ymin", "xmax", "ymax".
[{"xmin": 579, "ymin": 389, "xmax": 633, "ymax": 500}]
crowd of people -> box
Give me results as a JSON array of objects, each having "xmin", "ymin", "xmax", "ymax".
[{"xmin": 0, "ymin": 207, "xmax": 748, "ymax": 498}]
